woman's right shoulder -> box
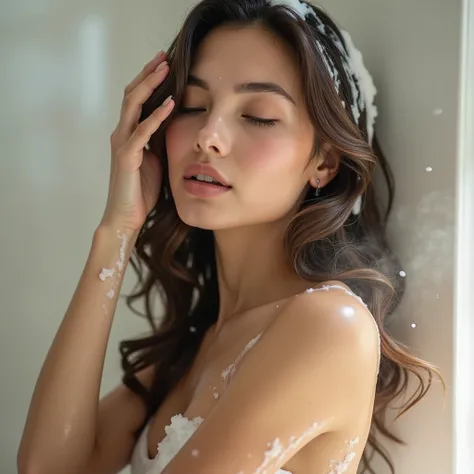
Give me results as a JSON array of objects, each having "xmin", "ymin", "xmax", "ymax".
[{"xmin": 86, "ymin": 366, "xmax": 155, "ymax": 474}]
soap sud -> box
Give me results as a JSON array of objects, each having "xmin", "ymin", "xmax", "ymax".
[
  {"xmin": 323, "ymin": 437, "xmax": 359, "ymax": 474},
  {"xmin": 267, "ymin": 0, "xmax": 377, "ymax": 145},
  {"xmin": 222, "ymin": 333, "xmax": 263, "ymax": 387},
  {"xmin": 144, "ymin": 413, "xmax": 326, "ymax": 474},
  {"xmin": 399, "ymin": 270, "xmax": 406, "ymax": 277},
  {"xmin": 253, "ymin": 438, "xmax": 285, "ymax": 474},
  {"xmin": 98, "ymin": 232, "xmax": 128, "ymax": 307},
  {"xmin": 411, "ymin": 323, "xmax": 417, "ymax": 328},
  {"xmin": 328, "ymin": 451, "xmax": 357, "ymax": 474},
  {"xmin": 268, "ymin": 0, "xmax": 313, "ymax": 19},
  {"xmin": 116, "ymin": 230, "xmax": 127, "ymax": 271},
  {"xmin": 305, "ymin": 284, "xmax": 367, "ymax": 308},
  {"xmin": 153, "ymin": 414, "xmax": 204, "ymax": 471},
  {"xmin": 346, "ymin": 436, "xmax": 360, "ymax": 449},
  {"xmin": 189, "ymin": 326, "xmax": 197, "ymax": 333},
  {"xmin": 426, "ymin": 166, "xmax": 433, "ymax": 172},
  {"xmin": 253, "ymin": 420, "xmax": 324, "ymax": 473},
  {"xmin": 99, "ymin": 267, "xmax": 115, "ymax": 281},
  {"xmin": 432, "ymin": 108, "xmax": 443, "ymax": 116}
]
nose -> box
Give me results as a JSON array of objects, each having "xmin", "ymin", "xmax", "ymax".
[{"xmin": 194, "ymin": 116, "xmax": 230, "ymax": 158}]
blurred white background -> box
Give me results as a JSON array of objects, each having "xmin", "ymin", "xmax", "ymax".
[{"xmin": 1, "ymin": 0, "xmax": 473, "ymax": 473}]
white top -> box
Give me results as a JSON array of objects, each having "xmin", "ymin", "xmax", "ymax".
[{"xmin": 130, "ymin": 285, "xmax": 380, "ymax": 474}]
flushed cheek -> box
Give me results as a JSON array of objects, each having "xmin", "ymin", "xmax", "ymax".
[
  {"xmin": 165, "ymin": 121, "xmax": 189, "ymax": 178},
  {"xmin": 237, "ymin": 138, "xmax": 308, "ymax": 213},
  {"xmin": 166, "ymin": 121, "xmax": 185, "ymax": 154},
  {"xmin": 238, "ymin": 136, "xmax": 301, "ymax": 177}
]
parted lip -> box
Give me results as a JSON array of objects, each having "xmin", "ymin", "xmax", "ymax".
[{"xmin": 183, "ymin": 163, "xmax": 231, "ymax": 187}]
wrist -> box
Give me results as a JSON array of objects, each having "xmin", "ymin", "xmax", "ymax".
[{"xmin": 94, "ymin": 224, "xmax": 140, "ymax": 250}]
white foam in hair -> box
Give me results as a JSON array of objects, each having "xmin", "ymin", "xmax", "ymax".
[{"xmin": 268, "ymin": 0, "xmax": 378, "ymax": 145}]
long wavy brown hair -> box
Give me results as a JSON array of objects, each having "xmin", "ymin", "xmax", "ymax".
[{"xmin": 119, "ymin": 0, "xmax": 445, "ymax": 472}]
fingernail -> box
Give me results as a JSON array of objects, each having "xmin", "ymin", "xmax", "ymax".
[
  {"xmin": 162, "ymin": 95, "xmax": 173, "ymax": 106},
  {"xmin": 154, "ymin": 50, "xmax": 164, "ymax": 60},
  {"xmin": 155, "ymin": 61, "xmax": 168, "ymax": 73}
]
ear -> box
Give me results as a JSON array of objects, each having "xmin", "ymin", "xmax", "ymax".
[{"xmin": 309, "ymin": 143, "xmax": 341, "ymax": 189}]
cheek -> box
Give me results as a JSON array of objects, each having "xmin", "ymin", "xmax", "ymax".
[
  {"xmin": 165, "ymin": 119, "xmax": 192, "ymax": 186},
  {"xmin": 165, "ymin": 120, "xmax": 187, "ymax": 163},
  {"xmin": 240, "ymin": 134, "xmax": 303, "ymax": 177}
]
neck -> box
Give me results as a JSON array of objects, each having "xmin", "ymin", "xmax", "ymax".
[{"xmin": 212, "ymin": 217, "xmax": 308, "ymax": 332}]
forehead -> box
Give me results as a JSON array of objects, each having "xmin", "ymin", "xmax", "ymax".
[{"xmin": 191, "ymin": 24, "xmax": 302, "ymax": 99}]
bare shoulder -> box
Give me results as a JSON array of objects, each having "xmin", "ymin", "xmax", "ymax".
[
  {"xmin": 274, "ymin": 279, "xmax": 380, "ymax": 404},
  {"xmin": 287, "ymin": 279, "xmax": 378, "ymax": 345}
]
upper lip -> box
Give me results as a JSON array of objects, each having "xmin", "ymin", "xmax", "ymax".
[{"xmin": 183, "ymin": 163, "xmax": 231, "ymax": 187}]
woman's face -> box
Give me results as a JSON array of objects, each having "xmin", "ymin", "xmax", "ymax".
[{"xmin": 166, "ymin": 24, "xmax": 317, "ymax": 230}]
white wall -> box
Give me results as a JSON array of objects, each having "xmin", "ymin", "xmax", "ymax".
[
  {"xmin": 315, "ymin": 1, "xmax": 462, "ymax": 472},
  {"xmin": 1, "ymin": 0, "xmax": 470, "ymax": 473}
]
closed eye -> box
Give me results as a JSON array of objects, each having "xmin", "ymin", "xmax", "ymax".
[{"xmin": 177, "ymin": 107, "xmax": 278, "ymax": 127}]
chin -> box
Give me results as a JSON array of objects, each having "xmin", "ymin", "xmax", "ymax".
[
  {"xmin": 177, "ymin": 210, "xmax": 233, "ymax": 230},
  {"xmin": 173, "ymin": 199, "xmax": 233, "ymax": 230}
]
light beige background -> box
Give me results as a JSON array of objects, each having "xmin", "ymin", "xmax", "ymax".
[{"xmin": 1, "ymin": 0, "xmax": 473, "ymax": 473}]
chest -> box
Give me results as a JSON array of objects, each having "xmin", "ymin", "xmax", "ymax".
[
  {"xmin": 144, "ymin": 306, "xmax": 277, "ymax": 456},
  {"xmin": 139, "ymin": 305, "xmax": 356, "ymax": 474}
]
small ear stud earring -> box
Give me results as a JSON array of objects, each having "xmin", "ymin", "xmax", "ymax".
[{"xmin": 314, "ymin": 178, "xmax": 321, "ymax": 197}]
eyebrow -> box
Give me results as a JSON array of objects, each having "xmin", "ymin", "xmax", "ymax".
[{"xmin": 187, "ymin": 74, "xmax": 296, "ymax": 106}]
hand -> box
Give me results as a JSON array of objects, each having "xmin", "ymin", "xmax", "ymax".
[{"xmin": 100, "ymin": 51, "xmax": 174, "ymax": 232}]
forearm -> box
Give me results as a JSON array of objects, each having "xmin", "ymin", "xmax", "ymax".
[{"xmin": 18, "ymin": 225, "xmax": 139, "ymax": 474}]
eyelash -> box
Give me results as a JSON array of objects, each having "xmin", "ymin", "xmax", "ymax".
[{"xmin": 177, "ymin": 107, "xmax": 277, "ymax": 127}]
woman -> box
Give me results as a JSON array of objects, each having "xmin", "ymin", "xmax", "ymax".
[{"xmin": 18, "ymin": 0, "xmax": 444, "ymax": 473}]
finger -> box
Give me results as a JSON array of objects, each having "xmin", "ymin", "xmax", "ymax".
[
  {"xmin": 112, "ymin": 52, "xmax": 167, "ymax": 144},
  {"xmin": 122, "ymin": 95, "xmax": 174, "ymax": 157},
  {"xmin": 124, "ymin": 50, "xmax": 167, "ymax": 96},
  {"xmin": 118, "ymin": 61, "xmax": 170, "ymax": 138}
]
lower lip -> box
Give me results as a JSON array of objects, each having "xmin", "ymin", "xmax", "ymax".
[{"xmin": 183, "ymin": 179, "xmax": 232, "ymax": 197}]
